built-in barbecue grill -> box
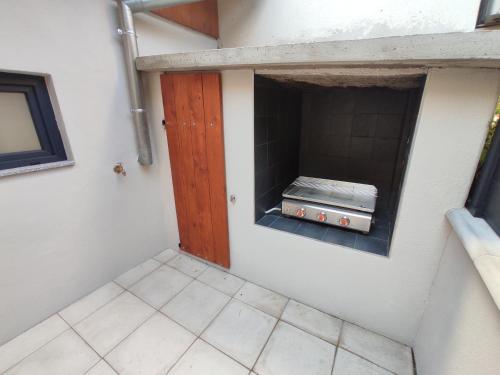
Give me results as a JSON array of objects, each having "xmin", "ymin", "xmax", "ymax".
[{"xmin": 281, "ymin": 176, "xmax": 377, "ymax": 233}]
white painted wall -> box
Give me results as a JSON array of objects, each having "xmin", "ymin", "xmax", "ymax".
[
  {"xmin": 218, "ymin": 0, "xmax": 482, "ymax": 47},
  {"xmin": 414, "ymin": 232, "xmax": 500, "ymax": 375},
  {"xmin": 221, "ymin": 68, "xmax": 500, "ymax": 344},
  {"xmin": 0, "ymin": 0, "xmax": 215, "ymax": 345}
]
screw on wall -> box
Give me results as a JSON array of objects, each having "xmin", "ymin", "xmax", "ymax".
[
  {"xmin": 230, "ymin": 194, "xmax": 236, "ymax": 204},
  {"xmin": 113, "ymin": 162, "xmax": 127, "ymax": 176}
]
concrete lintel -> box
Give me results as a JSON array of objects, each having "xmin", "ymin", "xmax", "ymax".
[
  {"xmin": 255, "ymin": 67, "xmax": 427, "ymax": 88},
  {"xmin": 136, "ymin": 31, "xmax": 500, "ymax": 72}
]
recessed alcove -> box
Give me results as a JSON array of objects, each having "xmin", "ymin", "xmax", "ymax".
[{"xmin": 254, "ymin": 71, "xmax": 425, "ymax": 255}]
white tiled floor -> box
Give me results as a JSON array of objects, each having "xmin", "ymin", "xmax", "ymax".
[{"xmin": 0, "ymin": 249, "xmax": 415, "ymax": 375}]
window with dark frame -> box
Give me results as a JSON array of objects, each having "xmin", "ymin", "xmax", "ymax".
[
  {"xmin": 477, "ymin": 0, "xmax": 500, "ymax": 27},
  {"xmin": 467, "ymin": 97, "xmax": 500, "ymax": 235},
  {"xmin": 0, "ymin": 72, "xmax": 67, "ymax": 171}
]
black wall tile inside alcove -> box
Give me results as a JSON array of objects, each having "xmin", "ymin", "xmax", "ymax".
[{"xmin": 254, "ymin": 76, "xmax": 302, "ymax": 220}]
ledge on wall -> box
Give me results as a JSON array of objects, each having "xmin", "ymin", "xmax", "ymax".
[
  {"xmin": 136, "ymin": 31, "xmax": 500, "ymax": 72},
  {"xmin": 447, "ymin": 208, "xmax": 500, "ymax": 311}
]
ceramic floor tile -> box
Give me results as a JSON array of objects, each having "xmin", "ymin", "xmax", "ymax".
[
  {"xmin": 167, "ymin": 254, "xmax": 208, "ymax": 278},
  {"xmin": 322, "ymin": 227, "xmax": 356, "ymax": 248},
  {"xmin": 197, "ymin": 267, "xmax": 245, "ymax": 296},
  {"xmin": 105, "ymin": 313, "xmax": 195, "ymax": 375},
  {"xmin": 332, "ymin": 349, "xmax": 392, "ymax": 375},
  {"xmin": 256, "ymin": 215, "xmax": 278, "ymax": 227},
  {"xmin": 161, "ymin": 280, "xmax": 230, "ymax": 335},
  {"xmin": 354, "ymin": 236, "xmax": 389, "ymax": 256},
  {"xmin": 129, "ymin": 265, "xmax": 192, "ymax": 308},
  {"xmin": 254, "ymin": 321, "xmax": 336, "ymax": 375},
  {"xmin": 340, "ymin": 323, "xmax": 413, "ymax": 375},
  {"xmin": 0, "ymin": 314, "xmax": 69, "ymax": 373},
  {"xmin": 281, "ymin": 300, "xmax": 342, "ymax": 344},
  {"xmin": 86, "ymin": 360, "xmax": 117, "ymax": 375},
  {"xmin": 5, "ymin": 330, "xmax": 99, "ymax": 375},
  {"xmin": 154, "ymin": 248, "xmax": 177, "ymax": 264},
  {"xmin": 294, "ymin": 221, "xmax": 328, "ymax": 241},
  {"xmin": 269, "ymin": 217, "xmax": 301, "ymax": 233},
  {"xmin": 74, "ymin": 291, "xmax": 155, "ymax": 356},
  {"xmin": 168, "ymin": 339, "xmax": 249, "ymax": 375},
  {"xmin": 114, "ymin": 259, "xmax": 161, "ymax": 288},
  {"xmin": 234, "ymin": 282, "xmax": 288, "ymax": 318},
  {"xmin": 59, "ymin": 282, "xmax": 124, "ymax": 326},
  {"xmin": 201, "ymin": 299, "xmax": 277, "ymax": 368}
]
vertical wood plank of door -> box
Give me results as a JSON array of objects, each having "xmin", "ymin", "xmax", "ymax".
[
  {"xmin": 170, "ymin": 74, "xmax": 204, "ymax": 255},
  {"xmin": 184, "ymin": 73, "xmax": 216, "ymax": 262},
  {"xmin": 202, "ymin": 73, "xmax": 230, "ymax": 268},
  {"xmin": 160, "ymin": 74, "xmax": 191, "ymax": 251}
]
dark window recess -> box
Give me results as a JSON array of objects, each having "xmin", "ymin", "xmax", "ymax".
[
  {"xmin": 467, "ymin": 98, "xmax": 500, "ymax": 235},
  {"xmin": 477, "ymin": 0, "xmax": 500, "ymax": 27},
  {"xmin": 0, "ymin": 72, "xmax": 67, "ymax": 170}
]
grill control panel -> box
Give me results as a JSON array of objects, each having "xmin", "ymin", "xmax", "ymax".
[{"xmin": 282, "ymin": 198, "xmax": 372, "ymax": 233}]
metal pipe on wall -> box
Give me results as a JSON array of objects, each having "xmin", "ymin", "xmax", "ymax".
[
  {"xmin": 117, "ymin": 0, "xmax": 200, "ymax": 165},
  {"xmin": 124, "ymin": 0, "xmax": 200, "ymax": 13}
]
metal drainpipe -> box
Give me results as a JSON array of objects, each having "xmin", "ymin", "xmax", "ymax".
[{"xmin": 117, "ymin": 0, "xmax": 200, "ymax": 165}]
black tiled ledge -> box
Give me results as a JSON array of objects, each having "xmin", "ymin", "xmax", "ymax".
[{"xmin": 256, "ymin": 213, "xmax": 391, "ymax": 256}]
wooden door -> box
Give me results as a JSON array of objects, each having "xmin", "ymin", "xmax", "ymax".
[{"xmin": 160, "ymin": 72, "xmax": 230, "ymax": 268}]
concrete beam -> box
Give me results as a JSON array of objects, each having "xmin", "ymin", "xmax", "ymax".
[{"xmin": 136, "ymin": 31, "xmax": 500, "ymax": 72}]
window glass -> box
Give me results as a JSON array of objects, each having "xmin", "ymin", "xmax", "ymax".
[
  {"xmin": 0, "ymin": 92, "xmax": 41, "ymax": 153},
  {"xmin": 0, "ymin": 72, "xmax": 67, "ymax": 171},
  {"xmin": 467, "ymin": 97, "xmax": 500, "ymax": 235}
]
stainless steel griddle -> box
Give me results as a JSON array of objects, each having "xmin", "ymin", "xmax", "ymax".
[{"xmin": 281, "ymin": 176, "xmax": 377, "ymax": 233}]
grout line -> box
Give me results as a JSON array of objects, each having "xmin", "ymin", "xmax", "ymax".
[
  {"xmin": 157, "ymin": 282, "xmax": 231, "ymax": 336},
  {"xmin": 293, "ymin": 222, "xmax": 304, "ymax": 234},
  {"xmin": 114, "ymin": 260, "xmax": 163, "ymax": 289},
  {"xmin": 198, "ymin": 336, "xmax": 252, "ymax": 371},
  {"xmin": 97, "ymin": 309, "xmax": 157, "ymax": 359},
  {"xmin": 195, "ymin": 267, "xmax": 246, "ymax": 297},
  {"xmin": 164, "ymin": 337, "xmax": 198, "ymax": 375},
  {"xmin": 319, "ymin": 226, "xmax": 329, "ymax": 241},
  {"xmin": 0, "ymin": 325, "xmax": 72, "ymax": 375},
  {"xmin": 64, "ymin": 326, "xmax": 103, "ymax": 372},
  {"xmin": 277, "ymin": 317, "xmax": 339, "ymax": 347},
  {"xmin": 411, "ymin": 348, "xmax": 417, "ymax": 375},
  {"xmin": 73, "ymin": 290, "xmax": 128, "ymax": 324},
  {"xmin": 62, "ymin": 289, "xmax": 128, "ymax": 327},
  {"xmin": 331, "ymin": 320, "xmax": 344, "ymax": 374},
  {"xmin": 163, "ymin": 297, "xmax": 251, "ymax": 371},
  {"xmin": 83, "ymin": 359, "xmax": 102, "ymax": 374},
  {"xmin": 337, "ymin": 347, "xmax": 398, "ymax": 375},
  {"xmin": 250, "ymin": 302, "xmax": 285, "ymax": 372},
  {"xmin": 196, "ymin": 295, "xmax": 234, "ymax": 339},
  {"xmin": 101, "ymin": 357, "xmax": 120, "ymax": 375},
  {"xmin": 194, "ymin": 266, "xmax": 246, "ymax": 297},
  {"xmin": 340, "ymin": 320, "xmax": 412, "ymax": 350},
  {"xmin": 129, "ymin": 277, "xmax": 197, "ymax": 313}
]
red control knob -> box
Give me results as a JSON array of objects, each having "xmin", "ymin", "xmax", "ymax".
[
  {"xmin": 317, "ymin": 212, "xmax": 327, "ymax": 222},
  {"xmin": 339, "ymin": 216, "xmax": 350, "ymax": 227},
  {"xmin": 295, "ymin": 208, "xmax": 306, "ymax": 218}
]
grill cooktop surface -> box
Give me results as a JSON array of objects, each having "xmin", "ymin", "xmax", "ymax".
[{"xmin": 282, "ymin": 176, "xmax": 377, "ymax": 213}]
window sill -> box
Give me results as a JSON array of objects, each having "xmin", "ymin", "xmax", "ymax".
[
  {"xmin": 0, "ymin": 160, "xmax": 75, "ymax": 178},
  {"xmin": 447, "ymin": 208, "xmax": 500, "ymax": 311}
]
